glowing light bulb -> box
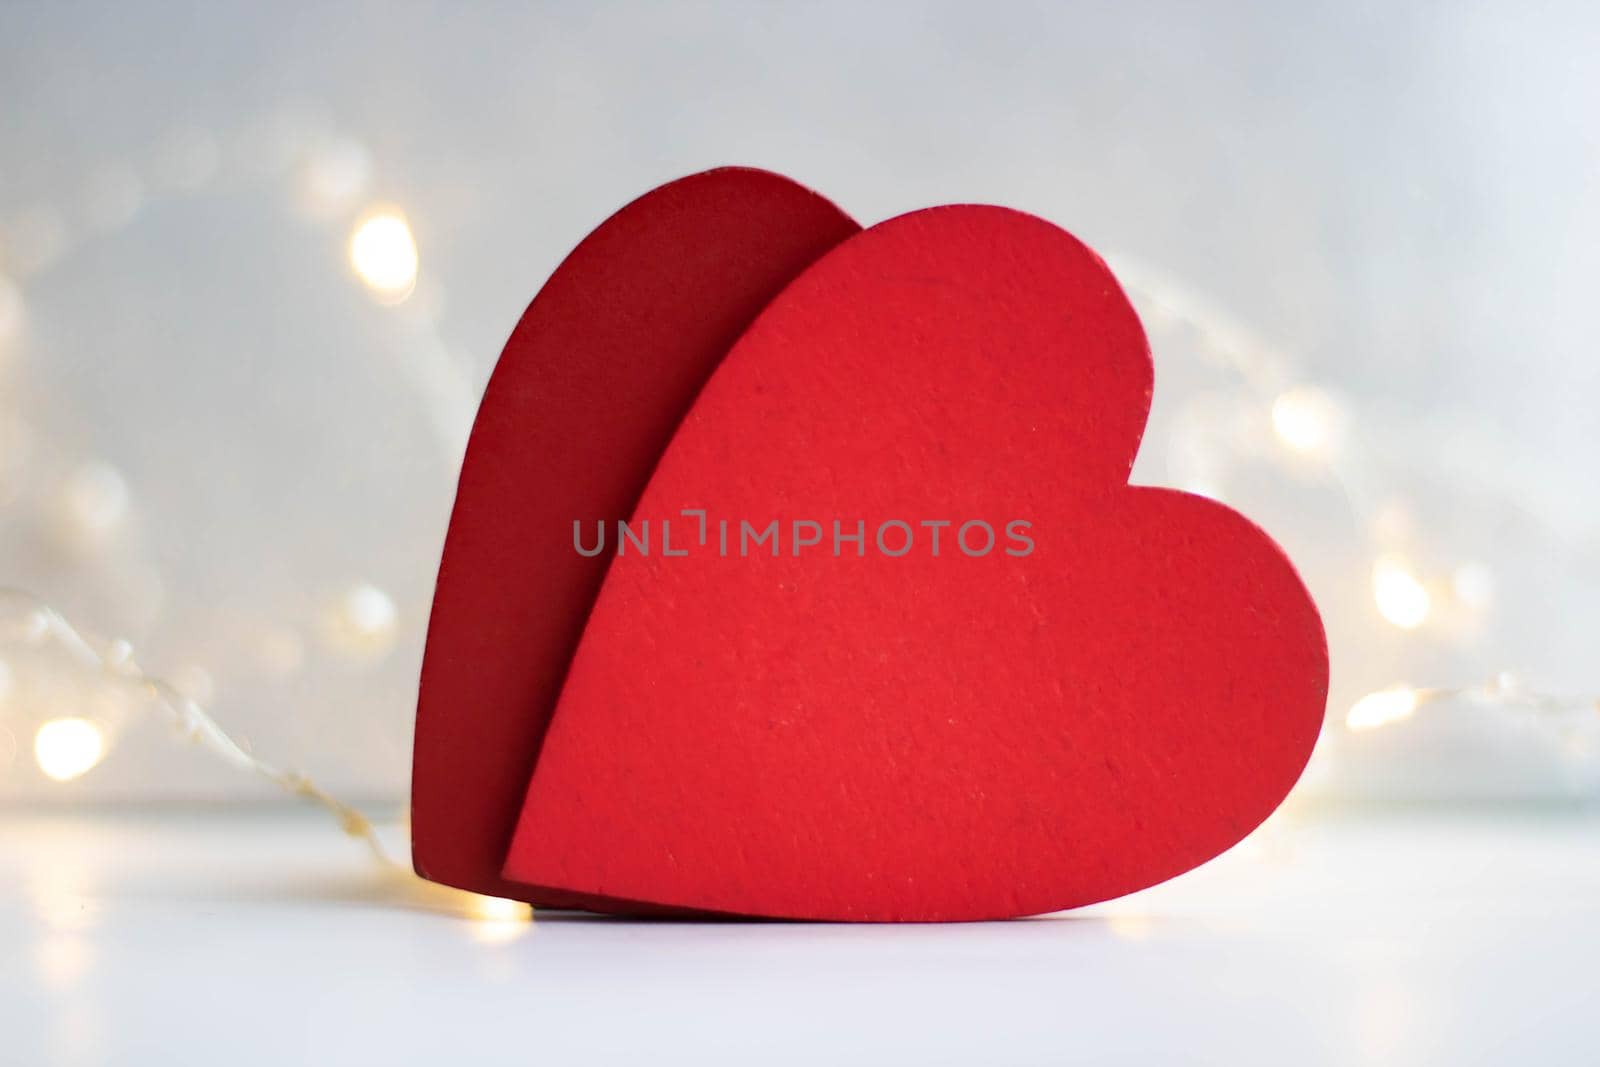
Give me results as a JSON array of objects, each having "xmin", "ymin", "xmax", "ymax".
[
  {"xmin": 467, "ymin": 894, "xmax": 533, "ymax": 944},
  {"xmin": 1373, "ymin": 556, "xmax": 1430, "ymax": 629},
  {"xmin": 322, "ymin": 583, "xmax": 398, "ymax": 660},
  {"xmin": 1271, "ymin": 386, "xmax": 1344, "ymax": 457},
  {"xmin": 349, "ymin": 210, "xmax": 418, "ymax": 301},
  {"xmin": 471, "ymin": 895, "xmax": 530, "ymax": 922},
  {"xmin": 1346, "ymin": 686, "xmax": 1419, "ymax": 731},
  {"xmin": 34, "ymin": 718, "xmax": 106, "ymax": 782}
]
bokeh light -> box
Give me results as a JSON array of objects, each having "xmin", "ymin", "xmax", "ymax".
[
  {"xmin": 348, "ymin": 209, "xmax": 418, "ymax": 301},
  {"xmin": 34, "ymin": 718, "xmax": 106, "ymax": 782},
  {"xmin": 467, "ymin": 894, "xmax": 533, "ymax": 944},
  {"xmin": 1347, "ymin": 686, "xmax": 1420, "ymax": 732},
  {"xmin": 322, "ymin": 582, "xmax": 399, "ymax": 661},
  {"xmin": 1373, "ymin": 556, "xmax": 1431, "ymax": 630},
  {"xmin": 1270, "ymin": 386, "xmax": 1344, "ymax": 457}
]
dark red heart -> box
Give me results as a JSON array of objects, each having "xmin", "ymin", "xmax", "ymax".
[
  {"xmin": 497, "ymin": 204, "xmax": 1328, "ymax": 920},
  {"xmin": 410, "ymin": 168, "xmax": 858, "ymax": 907}
]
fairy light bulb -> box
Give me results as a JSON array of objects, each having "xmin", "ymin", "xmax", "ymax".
[
  {"xmin": 1346, "ymin": 686, "xmax": 1420, "ymax": 732},
  {"xmin": 323, "ymin": 582, "xmax": 399, "ymax": 660},
  {"xmin": 349, "ymin": 209, "xmax": 418, "ymax": 302},
  {"xmin": 1373, "ymin": 556, "xmax": 1431, "ymax": 629},
  {"xmin": 468, "ymin": 894, "xmax": 533, "ymax": 944},
  {"xmin": 1270, "ymin": 386, "xmax": 1344, "ymax": 457},
  {"xmin": 34, "ymin": 718, "xmax": 106, "ymax": 781}
]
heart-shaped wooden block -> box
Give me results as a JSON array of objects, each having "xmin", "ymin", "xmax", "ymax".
[{"xmin": 413, "ymin": 170, "xmax": 1328, "ymax": 921}]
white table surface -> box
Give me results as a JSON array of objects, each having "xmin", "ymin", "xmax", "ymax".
[{"xmin": 3, "ymin": 808, "xmax": 1596, "ymax": 1065}]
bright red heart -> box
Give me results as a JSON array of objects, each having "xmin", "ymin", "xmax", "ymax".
[
  {"xmin": 499, "ymin": 205, "xmax": 1328, "ymax": 921},
  {"xmin": 410, "ymin": 168, "xmax": 858, "ymax": 907}
]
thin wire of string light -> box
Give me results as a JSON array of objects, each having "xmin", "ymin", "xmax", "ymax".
[
  {"xmin": 1345, "ymin": 675, "xmax": 1600, "ymax": 734},
  {"xmin": 0, "ymin": 586, "xmax": 533, "ymax": 927},
  {"xmin": 1, "ymin": 587, "xmax": 394, "ymax": 864}
]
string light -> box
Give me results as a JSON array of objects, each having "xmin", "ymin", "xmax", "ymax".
[
  {"xmin": 1372, "ymin": 556, "xmax": 1431, "ymax": 630},
  {"xmin": 2, "ymin": 588, "xmax": 395, "ymax": 856},
  {"xmin": 1345, "ymin": 676, "xmax": 1600, "ymax": 734},
  {"xmin": 1112, "ymin": 264, "xmax": 1599, "ymax": 751},
  {"xmin": 349, "ymin": 209, "xmax": 418, "ymax": 301},
  {"xmin": 467, "ymin": 894, "xmax": 535, "ymax": 943},
  {"xmin": 0, "ymin": 105, "xmax": 464, "ymax": 811},
  {"xmin": 1270, "ymin": 385, "xmax": 1344, "ymax": 457},
  {"xmin": 1346, "ymin": 686, "xmax": 1419, "ymax": 732},
  {"xmin": 33, "ymin": 718, "xmax": 107, "ymax": 782},
  {"xmin": 0, "ymin": 589, "xmax": 534, "ymax": 925},
  {"xmin": 321, "ymin": 582, "xmax": 399, "ymax": 660}
]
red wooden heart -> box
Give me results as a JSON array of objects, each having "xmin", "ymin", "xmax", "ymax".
[
  {"xmin": 410, "ymin": 168, "xmax": 858, "ymax": 905},
  {"xmin": 500, "ymin": 205, "xmax": 1328, "ymax": 921}
]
